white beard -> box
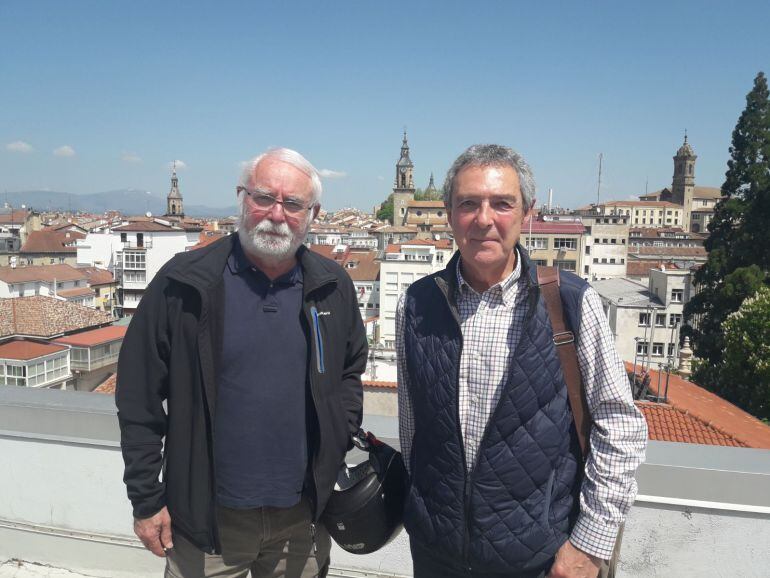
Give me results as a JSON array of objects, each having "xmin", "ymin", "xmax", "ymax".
[{"xmin": 238, "ymin": 213, "xmax": 308, "ymax": 265}]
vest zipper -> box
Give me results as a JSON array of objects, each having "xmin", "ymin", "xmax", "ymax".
[{"xmin": 461, "ymin": 282, "xmax": 539, "ymax": 571}]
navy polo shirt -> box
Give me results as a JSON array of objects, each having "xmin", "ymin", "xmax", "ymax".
[{"xmin": 214, "ymin": 238, "xmax": 308, "ymax": 509}]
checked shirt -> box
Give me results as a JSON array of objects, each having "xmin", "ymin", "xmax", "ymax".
[{"xmin": 396, "ymin": 250, "xmax": 648, "ymax": 560}]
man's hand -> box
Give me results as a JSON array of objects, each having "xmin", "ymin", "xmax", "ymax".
[
  {"xmin": 547, "ymin": 540, "xmax": 603, "ymax": 578},
  {"xmin": 134, "ymin": 506, "xmax": 173, "ymax": 557}
]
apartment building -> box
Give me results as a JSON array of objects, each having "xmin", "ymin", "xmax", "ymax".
[
  {"xmin": 521, "ymin": 216, "xmax": 585, "ymax": 275},
  {"xmin": 579, "ymin": 213, "xmax": 630, "ymax": 281},
  {"xmin": 378, "ymin": 239, "xmax": 453, "ymax": 349},
  {"xmin": 592, "ymin": 265, "xmax": 693, "ymax": 368},
  {"xmin": 77, "ymin": 218, "xmax": 201, "ymax": 316}
]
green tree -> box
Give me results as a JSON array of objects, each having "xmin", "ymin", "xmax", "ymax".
[
  {"xmin": 714, "ymin": 286, "xmax": 770, "ymax": 420},
  {"xmin": 376, "ymin": 194, "xmax": 394, "ymax": 222},
  {"xmin": 414, "ymin": 187, "xmax": 444, "ymax": 201},
  {"xmin": 685, "ymin": 72, "xmax": 770, "ymax": 381}
]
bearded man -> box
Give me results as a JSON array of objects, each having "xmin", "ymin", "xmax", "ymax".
[{"xmin": 116, "ymin": 148, "xmax": 367, "ymax": 578}]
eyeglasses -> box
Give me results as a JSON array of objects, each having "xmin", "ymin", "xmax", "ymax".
[{"xmin": 238, "ymin": 187, "xmax": 314, "ymax": 216}]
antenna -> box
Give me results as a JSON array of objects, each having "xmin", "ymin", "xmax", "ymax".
[{"xmin": 596, "ymin": 153, "xmax": 603, "ymax": 205}]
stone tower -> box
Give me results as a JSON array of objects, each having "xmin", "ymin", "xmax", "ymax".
[
  {"xmin": 392, "ymin": 130, "xmax": 415, "ymax": 225},
  {"xmin": 166, "ymin": 164, "xmax": 184, "ymax": 218},
  {"xmin": 672, "ymin": 133, "xmax": 696, "ymax": 230}
]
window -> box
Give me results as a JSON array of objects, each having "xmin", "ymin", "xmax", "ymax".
[
  {"xmin": 610, "ymin": 258, "xmax": 616, "ymax": 264},
  {"xmin": 592, "ymin": 258, "xmax": 598, "ymax": 263},
  {"xmin": 601, "ymin": 258, "xmax": 607, "ymax": 264},
  {"xmin": 611, "ymin": 238, "xmax": 616, "ymax": 244},
  {"xmin": 555, "ymin": 260, "xmax": 576, "ymax": 272},
  {"xmin": 120, "ymin": 233, "xmax": 127, "ymax": 242},
  {"xmin": 527, "ymin": 237, "xmax": 548, "ymax": 250},
  {"xmin": 584, "ymin": 265, "xmax": 590, "ymax": 274},
  {"xmin": 620, "ymin": 258, "xmax": 625, "ymax": 264},
  {"xmin": 3, "ymin": 364, "xmax": 25, "ymax": 386},
  {"xmin": 123, "ymin": 251, "xmax": 146, "ymax": 270},
  {"xmin": 124, "ymin": 270, "xmax": 146, "ymax": 283},
  {"xmin": 668, "ymin": 343, "xmax": 677, "ymax": 357},
  {"xmin": 652, "ymin": 343, "xmax": 664, "ymax": 357},
  {"xmin": 671, "ymin": 289, "xmax": 683, "ymax": 303},
  {"xmin": 639, "ymin": 312, "xmax": 650, "ymax": 326},
  {"xmin": 669, "ymin": 313, "xmax": 682, "ymax": 327},
  {"xmin": 655, "ymin": 313, "xmax": 666, "ymax": 327},
  {"xmin": 636, "ymin": 341, "xmax": 648, "ymax": 355},
  {"xmin": 554, "ymin": 238, "xmax": 577, "ymax": 250},
  {"xmin": 385, "ymin": 272, "xmax": 398, "ymax": 292}
]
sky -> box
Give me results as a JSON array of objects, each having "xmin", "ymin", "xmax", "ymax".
[{"xmin": 2, "ymin": 1, "xmax": 769, "ymax": 212}]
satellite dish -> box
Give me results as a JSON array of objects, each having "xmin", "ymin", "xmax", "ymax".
[{"xmin": 146, "ymin": 211, "xmax": 152, "ymax": 218}]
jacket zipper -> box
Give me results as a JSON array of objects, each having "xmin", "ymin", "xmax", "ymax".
[{"xmin": 310, "ymin": 306, "xmax": 325, "ymax": 374}]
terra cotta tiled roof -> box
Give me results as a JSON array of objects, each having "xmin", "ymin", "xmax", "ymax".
[
  {"xmin": 92, "ymin": 373, "xmax": 117, "ymax": 394},
  {"xmin": 53, "ymin": 325, "xmax": 127, "ymax": 347},
  {"xmin": 0, "ymin": 264, "xmax": 88, "ymax": 284},
  {"xmin": 20, "ymin": 230, "xmax": 85, "ymax": 254},
  {"xmin": 0, "ymin": 339, "xmax": 68, "ymax": 361},
  {"xmin": 627, "ymin": 362, "xmax": 770, "ymax": 449},
  {"xmin": 0, "ymin": 296, "xmax": 113, "ymax": 339},
  {"xmin": 637, "ymin": 402, "xmax": 747, "ymax": 447}
]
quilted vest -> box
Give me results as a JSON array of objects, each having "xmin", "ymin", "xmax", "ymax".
[{"xmin": 402, "ymin": 249, "xmax": 587, "ymax": 573}]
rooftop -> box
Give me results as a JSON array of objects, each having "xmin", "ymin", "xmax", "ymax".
[
  {"xmin": 0, "ymin": 264, "xmax": 88, "ymax": 284},
  {"xmin": 591, "ymin": 277, "xmax": 663, "ymax": 308},
  {"xmin": 630, "ymin": 363, "xmax": 770, "ymax": 450},
  {"xmin": 0, "ymin": 296, "xmax": 113, "ymax": 339},
  {"xmin": 52, "ymin": 325, "xmax": 127, "ymax": 348},
  {"xmin": 1, "ymin": 387, "xmax": 769, "ymax": 577},
  {"xmin": 638, "ymin": 402, "xmax": 748, "ymax": 447},
  {"xmin": 20, "ymin": 230, "xmax": 85, "ymax": 254},
  {"xmin": 522, "ymin": 217, "xmax": 585, "ymax": 235},
  {"xmin": 77, "ymin": 266, "xmax": 115, "ymax": 286},
  {"xmin": 0, "ymin": 339, "xmax": 68, "ymax": 361},
  {"xmin": 56, "ymin": 287, "xmax": 96, "ymax": 298}
]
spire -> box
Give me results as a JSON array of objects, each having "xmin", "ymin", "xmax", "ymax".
[
  {"xmin": 166, "ymin": 163, "xmax": 184, "ymax": 217},
  {"xmin": 426, "ymin": 172, "xmax": 437, "ymax": 194},
  {"xmin": 676, "ymin": 131, "xmax": 695, "ymax": 158},
  {"xmin": 397, "ymin": 130, "xmax": 413, "ymax": 167}
]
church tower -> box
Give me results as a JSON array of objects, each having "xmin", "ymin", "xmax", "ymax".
[
  {"xmin": 392, "ymin": 131, "xmax": 416, "ymax": 225},
  {"xmin": 671, "ymin": 133, "xmax": 696, "ymax": 230},
  {"xmin": 166, "ymin": 164, "xmax": 184, "ymax": 218}
]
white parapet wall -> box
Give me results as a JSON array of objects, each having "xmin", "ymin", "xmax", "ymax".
[{"xmin": 1, "ymin": 387, "xmax": 769, "ymax": 577}]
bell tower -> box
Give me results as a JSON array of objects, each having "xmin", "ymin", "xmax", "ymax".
[
  {"xmin": 392, "ymin": 130, "xmax": 415, "ymax": 225},
  {"xmin": 166, "ymin": 162, "xmax": 184, "ymax": 218},
  {"xmin": 672, "ymin": 132, "xmax": 696, "ymax": 230}
]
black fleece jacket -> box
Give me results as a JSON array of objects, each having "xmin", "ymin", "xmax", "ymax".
[{"xmin": 116, "ymin": 234, "xmax": 367, "ymax": 553}]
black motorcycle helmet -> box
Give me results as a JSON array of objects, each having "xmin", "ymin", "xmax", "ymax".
[{"xmin": 321, "ymin": 429, "xmax": 408, "ymax": 554}]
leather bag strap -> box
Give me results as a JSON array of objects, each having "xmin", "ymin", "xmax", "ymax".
[{"xmin": 536, "ymin": 265, "xmax": 592, "ymax": 459}]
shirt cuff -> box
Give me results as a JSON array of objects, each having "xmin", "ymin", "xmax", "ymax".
[{"xmin": 569, "ymin": 513, "xmax": 620, "ymax": 560}]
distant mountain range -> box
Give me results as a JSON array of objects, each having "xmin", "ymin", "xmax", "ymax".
[{"xmin": 3, "ymin": 189, "xmax": 238, "ymax": 218}]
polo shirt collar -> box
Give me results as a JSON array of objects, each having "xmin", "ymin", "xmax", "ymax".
[{"xmin": 227, "ymin": 236, "xmax": 303, "ymax": 286}]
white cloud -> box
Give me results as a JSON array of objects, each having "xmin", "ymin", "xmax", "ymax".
[
  {"xmin": 6, "ymin": 141, "xmax": 33, "ymax": 153},
  {"xmin": 122, "ymin": 152, "xmax": 142, "ymax": 163},
  {"xmin": 318, "ymin": 168, "xmax": 347, "ymax": 179},
  {"xmin": 169, "ymin": 160, "xmax": 187, "ymax": 170},
  {"xmin": 376, "ymin": 175, "xmax": 385, "ymax": 181},
  {"xmin": 53, "ymin": 145, "xmax": 76, "ymax": 157}
]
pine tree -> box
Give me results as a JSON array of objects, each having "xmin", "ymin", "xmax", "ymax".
[{"xmin": 685, "ymin": 72, "xmax": 770, "ymax": 391}]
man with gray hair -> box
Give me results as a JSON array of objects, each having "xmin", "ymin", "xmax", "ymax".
[
  {"xmin": 117, "ymin": 148, "xmax": 367, "ymax": 577},
  {"xmin": 396, "ymin": 144, "xmax": 647, "ymax": 577}
]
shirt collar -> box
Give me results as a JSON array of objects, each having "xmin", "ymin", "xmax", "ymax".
[{"xmin": 456, "ymin": 246, "xmax": 523, "ymax": 306}]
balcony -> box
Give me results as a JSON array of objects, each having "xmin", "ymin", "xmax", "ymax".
[{"xmin": 1, "ymin": 386, "xmax": 769, "ymax": 577}]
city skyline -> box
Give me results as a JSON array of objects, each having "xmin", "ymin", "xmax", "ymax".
[{"xmin": 2, "ymin": 1, "xmax": 770, "ymax": 211}]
